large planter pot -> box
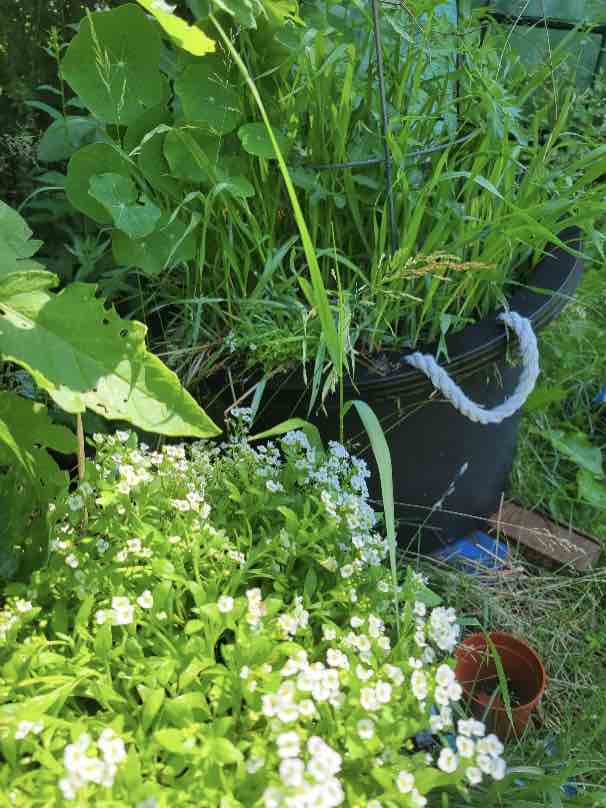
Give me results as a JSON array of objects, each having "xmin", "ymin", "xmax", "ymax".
[
  {"xmin": 203, "ymin": 230, "xmax": 583, "ymax": 553},
  {"xmin": 454, "ymin": 631, "xmax": 547, "ymax": 740}
]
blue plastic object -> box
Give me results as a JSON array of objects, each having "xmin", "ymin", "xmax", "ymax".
[
  {"xmin": 593, "ymin": 385, "xmax": 606, "ymax": 405},
  {"xmin": 431, "ymin": 531, "xmax": 509, "ymax": 572}
]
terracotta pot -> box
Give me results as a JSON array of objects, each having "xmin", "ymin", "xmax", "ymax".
[{"xmin": 454, "ymin": 631, "xmax": 547, "ymax": 740}]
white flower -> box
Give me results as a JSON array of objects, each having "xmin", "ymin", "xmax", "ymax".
[
  {"xmin": 357, "ymin": 718, "xmax": 375, "ymax": 740},
  {"xmin": 375, "ymin": 680, "xmax": 392, "ymax": 704},
  {"xmin": 413, "ymin": 601, "xmax": 427, "ymax": 617},
  {"xmin": 111, "ymin": 596, "xmax": 134, "ymax": 626},
  {"xmin": 340, "ymin": 564, "xmax": 354, "ymax": 578},
  {"xmin": 95, "ymin": 609, "xmax": 107, "ymax": 625},
  {"xmin": 437, "ymin": 747, "xmax": 459, "ymax": 774},
  {"xmin": 411, "ymin": 670, "xmax": 427, "ymax": 700},
  {"xmin": 466, "ymin": 766, "xmax": 483, "ymax": 785},
  {"xmin": 98, "ymin": 729, "xmax": 126, "ymax": 764},
  {"xmin": 279, "ymin": 757, "xmax": 305, "ymax": 788},
  {"xmin": 65, "ymin": 554, "xmax": 79, "ymax": 569},
  {"xmin": 489, "ymin": 757, "xmax": 507, "ymax": 780},
  {"xmin": 14, "ymin": 599, "xmax": 32, "ymax": 613},
  {"xmin": 217, "ymin": 595, "xmax": 234, "ymax": 614},
  {"xmin": 266, "ymin": 479, "xmax": 284, "ymax": 493},
  {"xmin": 276, "ymin": 731, "xmax": 300, "ymax": 759},
  {"xmin": 67, "ymin": 495, "xmax": 84, "ymax": 512},
  {"xmin": 327, "ymin": 648, "xmax": 349, "ymax": 670},
  {"xmin": 435, "ymin": 664, "xmax": 455, "ymax": 687},
  {"xmin": 478, "ymin": 733, "xmax": 504, "ymax": 757},
  {"xmin": 396, "ymin": 770, "xmax": 415, "ymax": 793},
  {"xmin": 411, "ymin": 789, "xmax": 427, "ymax": 807},
  {"xmin": 360, "ymin": 687, "xmax": 379, "ymax": 712},
  {"xmin": 322, "ymin": 625, "xmax": 337, "ymax": 641},
  {"xmin": 246, "ymin": 755, "xmax": 265, "ymax": 774},
  {"xmin": 137, "ymin": 590, "xmax": 153, "ymax": 610},
  {"xmin": 456, "ymin": 735, "xmax": 475, "ymax": 758},
  {"xmin": 15, "ymin": 720, "xmax": 43, "ymax": 740}
]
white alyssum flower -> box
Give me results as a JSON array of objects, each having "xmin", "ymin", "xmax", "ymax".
[
  {"xmin": 437, "ymin": 747, "xmax": 459, "ymax": 774},
  {"xmin": 396, "ymin": 770, "xmax": 415, "ymax": 793},
  {"xmin": 15, "ymin": 720, "xmax": 43, "ymax": 740},
  {"xmin": 217, "ymin": 595, "xmax": 234, "ymax": 614},
  {"xmin": 137, "ymin": 590, "xmax": 154, "ymax": 610},
  {"xmin": 357, "ymin": 718, "xmax": 375, "ymax": 740}
]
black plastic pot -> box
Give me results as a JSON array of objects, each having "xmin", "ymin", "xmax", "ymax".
[{"xmin": 204, "ymin": 230, "xmax": 583, "ymax": 553}]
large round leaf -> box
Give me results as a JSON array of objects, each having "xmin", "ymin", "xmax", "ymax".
[
  {"xmin": 137, "ymin": 130, "xmax": 183, "ymax": 200},
  {"xmin": 175, "ymin": 58, "xmax": 242, "ymax": 135},
  {"xmin": 66, "ymin": 144, "xmax": 132, "ymax": 223},
  {"xmin": 112, "ymin": 214, "xmax": 197, "ymax": 275},
  {"xmin": 124, "ymin": 103, "xmax": 171, "ymax": 154},
  {"xmin": 61, "ymin": 5, "xmax": 164, "ymax": 126},
  {"xmin": 89, "ymin": 173, "xmax": 162, "ymax": 239},
  {"xmin": 238, "ymin": 122, "xmax": 289, "ymax": 158},
  {"xmin": 37, "ymin": 116, "xmax": 100, "ymax": 163},
  {"xmin": 163, "ymin": 127, "xmax": 222, "ymax": 184}
]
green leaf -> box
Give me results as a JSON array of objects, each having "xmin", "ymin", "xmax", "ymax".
[
  {"xmin": 136, "ymin": 0, "xmax": 215, "ymax": 55},
  {"xmin": 140, "ymin": 687, "xmax": 165, "ymax": 731},
  {"xmin": 61, "ymin": 5, "xmax": 165, "ymax": 126},
  {"xmin": 250, "ymin": 418, "xmax": 324, "ymax": 453},
  {"xmin": 0, "ymin": 274, "xmax": 220, "ymax": 438},
  {"xmin": 154, "ymin": 728, "xmax": 197, "ymax": 756},
  {"xmin": 66, "ymin": 144, "xmax": 132, "ymax": 224},
  {"xmin": 175, "ymin": 58, "xmax": 242, "ymax": 135},
  {"xmin": 347, "ymin": 400, "xmax": 399, "ymax": 630},
  {"xmin": 112, "ymin": 213, "xmax": 197, "ymax": 274},
  {"xmin": 238, "ymin": 122, "xmax": 289, "ymax": 159},
  {"xmin": 544, "ymin": 430, "xmax": 603, "ymax": 476},
  {"xmin": 577, "ymin": 469, "xmax": 606, "ymax": 509},
  {"xmin": 0, "ymin": 200, "xmax": 44, "ymax": 278},
  {"xmin": 37, "ymin": 116, "xmax": 100, "ymax": 163},
  {"xmin": 88, "ymin": 173, "xmax": 162, "ymax": 239},
  {"xmin": 525, "ymin": 385, "xmax": 568, "ymax": 413},
  {"xmin": 206, "ymin": 737, "xmax": 243, "ymax": 766},
  {"xmin": 163, "ymin": 127, "xmax": 220, "ymax": 184},
  {"xmin": 0, "ymin": 391, "xmax": 74, "ymax": 476}
]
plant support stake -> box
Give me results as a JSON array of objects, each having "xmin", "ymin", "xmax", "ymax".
[{"xmin": 370, "ymin": 0, "xmax": 398, "ymax": 256}]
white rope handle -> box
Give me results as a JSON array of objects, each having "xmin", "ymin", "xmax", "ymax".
[{"xmin": 404, "ymin": 312, "xmax": 539, "ymax": 425}]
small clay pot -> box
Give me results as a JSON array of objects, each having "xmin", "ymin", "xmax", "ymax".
[{"xmin": 454, "ymin": 631, "xmax": 547, "ymax": 740}]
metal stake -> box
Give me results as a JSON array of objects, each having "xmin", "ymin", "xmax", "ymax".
[{"xmin": 370, "ymin": 0, "xmax": 399, "ymax": 256}]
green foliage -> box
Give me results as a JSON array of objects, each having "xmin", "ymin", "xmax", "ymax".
[
  {"xmin": 0, "ymin": 199, "xmax": 220, "ymax": 578},
  {"xmin": 29, "ymin": 0, "xmax": 604, "ymax": 392},
  {"xmin": 0, "ymin": 426, "xmax": 506, "ymax": 805}
]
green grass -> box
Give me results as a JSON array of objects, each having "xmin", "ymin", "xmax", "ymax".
[{"xmin": 512, "ymin": 260, "xmax": 606, "ymax": 541}]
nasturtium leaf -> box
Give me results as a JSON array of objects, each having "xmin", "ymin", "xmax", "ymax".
[
  {"xmin": 187, "ymin": 0, "xmax": 211, "ymax": 18},
  {"xmin": 163, "ymin": 127, "xmax": 221, "ymax": 184},
  {"xmin": 112, "ymin": 213, "xmax": 197, "ymax": 274},
  {"xmin": 215, "ymin": 175, "xmax": 255, "ymax": 198},
  {"xmin": 238, "ymin": 122, "xmax": 289, "ymax": 158},
  {"xmin": 61, "ymin": 5, "xmax": 164, "ymax": 126},
  {"xmin": 210, "ymin": 0, "xmax": 264, "ymax": 28},
  {"xmin": 66, "ymin": 144, "xmax": 132, "ymax": 224},
  {"xmin": 0, "ymin": 201, "xmax": 44, "ymax": 277},
  {"xmin": 176, "ymin": 59, "xmax": 242, "ymax": 135},
  {"xmin": 124, "ymin": 103, "xmax": 171, "ymax": 154},
  {"xmin": 136, "ymin": 0, "xmax": 215, "ymax": 55},
  {"xmin": 37, "ymin": 116, "xmax": 100, "ymax": 163},
  {"xmin": 0, "ymin": 392, "xmax": 74, "ymax": 476},
  {"xmin": 138, "ymin": 130, "xmax": 182, "ymax": 199},
  {"xmin": 89, "ymin": 173, "xmax": 162, "ymax": 239},
  {"xmin": 0, "ymin": 274, "xmax": 220, "ymax": 438}
]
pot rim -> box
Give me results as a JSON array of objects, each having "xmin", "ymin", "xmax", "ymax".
[
  {"xmin": 454, "ymin": 630, "xmax": 547, "ymax": 713},
  {"xmin": 265, "ymin": 228, "xmax": 583, "ymax": 402}
]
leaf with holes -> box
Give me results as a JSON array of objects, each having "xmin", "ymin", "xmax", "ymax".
[
  {"xmin": 61, "ymin": 5, "xmax": 165, "ymax": 126},
  {"xmin": 0, "ymin": 276, "xmax": 219, "ymax": 437},
  {"xmin": 89, "ymin": 173, "xmax": 161, "ymax": 239}
]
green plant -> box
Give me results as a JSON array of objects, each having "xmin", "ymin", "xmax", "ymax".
[
  {"xmin": 0, "ymin": 422, "xmax": 509, "ymax": 806},
  {"xmin": 34, "ymin": 1, "xmax": 606, "ymax": 393},
  {"xmin": 0, "ymin": 199, "xmax": 219, "ymax": 578}
]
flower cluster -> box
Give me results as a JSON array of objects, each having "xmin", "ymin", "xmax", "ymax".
[
  {"xmin": 58, "ymin": 730, "xmax": 126, "ymax": 801},
  {"xmin": 0, "ymin": 429, "xmax": 508, "ymax": 806}
]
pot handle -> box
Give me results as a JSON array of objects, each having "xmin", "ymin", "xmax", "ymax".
[{"xmin": 404, "ymin": 312, "xmax": 539, "ymax": 425}]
